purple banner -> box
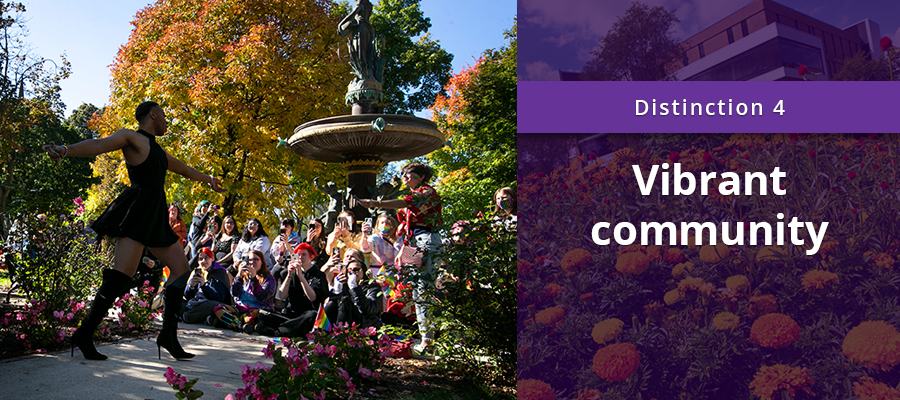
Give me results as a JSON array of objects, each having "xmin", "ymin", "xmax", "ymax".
[{"xmin": 518, "ymin": 81, "xmax": 900, "ymax": 133}]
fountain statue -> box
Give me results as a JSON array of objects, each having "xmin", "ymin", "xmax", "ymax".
[{"xmin": 290, "ymin": 1, "xmax": 446, "ymax": 223}]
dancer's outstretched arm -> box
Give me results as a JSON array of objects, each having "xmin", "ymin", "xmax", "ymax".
[
  {"xmin": 41, "ymin": 128, "xmax": 144, "ymax": 161},
  {"xmin": 165, "ymin": 150, "xmax": 227, "ymax": 193}
]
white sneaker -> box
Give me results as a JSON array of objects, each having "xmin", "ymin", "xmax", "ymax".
[{"xmin": 413, "ymin": 340, "xmax": 433, "ymax": 355}]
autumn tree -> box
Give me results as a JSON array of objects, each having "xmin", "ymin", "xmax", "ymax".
[
  {"xmin": 582, "ymin": 2, "xmax": 680, "ymax": 81},
  {"xmin": 831, "ymin": 48, "xmax": 900, "ymax": 81},
  {"xmin": 429, "ymin": 20, "xmax": 516, "ymax": 223},
  {"xmin": 87, "ymin": 0, "xmax": 450, "ymax": 230}
]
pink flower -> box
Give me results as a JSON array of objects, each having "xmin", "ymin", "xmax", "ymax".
[{"xmin": 881, "ymin": 36, "xmax": 893, "ymax": 52}]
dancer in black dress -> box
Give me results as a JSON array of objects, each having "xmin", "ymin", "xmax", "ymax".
[{"xmin": 42, "ymin": 101, "xmax": 226, "ymax": 360}]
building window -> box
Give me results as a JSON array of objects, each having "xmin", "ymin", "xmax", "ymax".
[
  {"xmin": 775, "ymin": 14, "xmax": 780, "ymax": 24},
  {"xmin": 699, "ymin": 43, "xmax": 706, "ymax": 58},
  {"xmin": 685, "ymin": 37, "xmax": 824, "ymax": 81},
  {"xmin": 808, "ymin": 26, "xmax": 814, "ymax": 35},
  {"xmin": 727, "ymin": 28, "xmax": 734, "ymax": 44},
  {"xmin": 741, "ymin": 20, "xmax": 749, "ymax": 37},
  {"xmin": 682, "ymin": 52, "xmax": 689, "ymax": 67}
]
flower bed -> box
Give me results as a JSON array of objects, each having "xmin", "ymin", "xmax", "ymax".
[{"xmin": 517, "ymin": 134, "xmax": 900, "ymax": 399}]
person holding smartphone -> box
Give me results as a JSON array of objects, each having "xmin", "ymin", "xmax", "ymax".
[
  {"xmin": 270, "ymin": 218, "xmax": 302, "ymax": 280},
  {"xmin": 355, "ymin": 162, "xmax": 441, "ymax": 354},
  {"xmin": 325, "ymin": 210, "xmax": 362, "ymax": 261},
  {"xmin": 254, "ymin": 243, "xmax": 328, "ymax": 337},
  {"xmin": 210, "ymin": 250, "xmax": 276, "ymax": 333}
]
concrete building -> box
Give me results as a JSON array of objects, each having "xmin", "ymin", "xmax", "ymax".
[
  {"xmin": 560, "ymin": 0, "xmax": 882, "ymax": 81},
  {"xmin": 671, "ymin": 0, "xmax": 881, "ymax": 81}
]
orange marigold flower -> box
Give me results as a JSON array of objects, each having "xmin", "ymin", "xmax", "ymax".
[
  {"xmin": 842, "ymin": 321, "xmax": 900, "ymax": 371},
  {"xmin": 671, "ymin": 262, "xmax": 694, "ymax": 278},
  {"xmin": 677, "ymin": 277, "xmax": 715, "ymax": 297},
  {"xmin": 749, "ymin": 294, "xmax": 779, "ymax": 317},
  {"xmin": 561, "ymin": 249, "xmax": 593, "ymax": 272},
  {"xmin": 699, "ymin": 243, "xmax": 731, "ymax": 263},
  {"xmin": 713, "ymin": 312, "xmax": 740, "ymax": 331},
  {"xmin": 535, "ymin": 306, "xmax": 565, "ymax": 326},
  {"xmin": 663, "ymin": 248, "xmax": 686, "ymax": 264},
  {"xmin": 518, "ymin": 259, "xmax": 534, "ymax": 277},
  {"xmin": 801, "ymin": 270, "xmax": 838, "ymax": 291},
  {"xmin": 592, "ymin": 318, "xmax": 625, "ymax": 345},
  {"xmin": 853, "ymin": 376, "xmax": 900, "ymax": 400},
  {"xmin": 572, "ymin": 388, "xmax": 602, "ymax": 400},
  {"xmin": 544, "ymin": 283, "xmax": 566, "ymax": 298},
  {"xmin": 646, "ymin": 245, "xmax": 664, "ymax": 261},
  {"xmin": 615, "ymin": 252, "xmax": 650, "ymax": 275},
  {"xmin": 517, "ymin": 379, "xmax": 556, "ymax": 400},
  {"xmin": 756, "ymin": 246, "xmax": 787, "ymax": 262},
  {"xmin": 750, "ymin": 313, "xmax": 800, "ymax": 348},
  {"xmin": 725, "ymin": 275, "xmax": 750, "ymax": 292},
  {"xmin": 818, "ymin": 240, "xmax": 839, "ymax": 256},
  {"xmin": 618, "ymin": 244, "xmax": 645, "ymax": 255},
  {"xmin": 591, "ymin": 342, "xmax": 640, "ymax": 382},
  {"xmin": 748, "ymin": 364, "xmax": 814, "ymax": 400},
  {"xmin": 866, "ymin": 251, "xmax": 895, "ymax": 270},
  {"xmin": 580, "ymin": 292, "xmax": 594, "ymax": 301},
  {"xmin": 664, "ymin": 289, "xmax": 684, "ymax": 305}
]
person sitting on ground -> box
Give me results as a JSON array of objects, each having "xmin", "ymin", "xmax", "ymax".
[
  {"xmin": 305, "ymin": 217, "xmax": 329, "ymax": 268},
  {"xmin": 359, "ymin": 213, "xmax": 399, "ymax": 277},
  {"xmin": 325, "ymin": 210, "xmax": 362, "ymax": 259},
  {"xmin": 214, "ymin": 215, "xmax": 241, "ymax": 285},
  {"xmin": 231, "ymin": 218, "xmax": 273, "ymax": 280},
  {"xmin": 187, "ymin": 200, "xmax": 212, "ymax": 242},
  {"xmin": 325, "ymin": 257, "xmax": 384, "ymax": 330},
  {"xmin": 188, "ymin": 215, "xmax": 222, "ymax": 268},
  {"xmin": 210, "ymin": 250, "xmax": 276, "ymax": 333},
  {"xmin": 183, "ymin": 248, "xmax": 232, "ymax": 324},
  {"xmin": 254, "ymin": 243, "xmax": 328, "ymax": 337},
  {"xmin": 270, "ymin": 217, "xmax": 303, "ymax": 280},
  {"xmin": 168, "ymin": 205, "xmax": 188, "ymax": 249}
]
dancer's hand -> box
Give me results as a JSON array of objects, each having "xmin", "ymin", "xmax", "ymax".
[
  {"xmin": 42, "ymin": 144, "xmax": 66, "ymax": 162},
  {"xmin": 208, "ymin": 176, "xmax": 227, "ymax": 193}
]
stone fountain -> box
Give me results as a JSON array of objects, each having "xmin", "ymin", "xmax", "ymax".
[{"xmin": 288, "ymin": 0, "xmax": 445, "ymax": 229}]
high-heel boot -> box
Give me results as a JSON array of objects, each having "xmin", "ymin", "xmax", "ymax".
[
  {"xmin": 157, "ymin": 273, "xmax": 194, "ymax": 360},
  {"xmin": 71, "ymin": 269, "xmax": 132, "ymax": 360}
]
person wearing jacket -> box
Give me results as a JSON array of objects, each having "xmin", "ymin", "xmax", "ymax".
[
  {"xmin": 254, "ymin": 243, "xmax": 328, "ymax": 336},
  {"xmin": 182, "ymin": 247, "xmax": 232, "ymax": 324},
  {"xmin": 322, "ymin": 249, "xmax": 383, "ymax": 330}
]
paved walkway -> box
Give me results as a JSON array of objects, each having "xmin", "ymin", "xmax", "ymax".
[{"xmin": 0, "ymin": 323, "xmax": 273, "ymax": 400}]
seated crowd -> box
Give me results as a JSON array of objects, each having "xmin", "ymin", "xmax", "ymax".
[{"xmin": 141, "ymin": 163, "xmax": 517, "ymax": 352}]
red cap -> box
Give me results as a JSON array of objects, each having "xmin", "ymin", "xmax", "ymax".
[{"xmin": 293, "ymin": 242, "xmax": 317, "ymax": 258}]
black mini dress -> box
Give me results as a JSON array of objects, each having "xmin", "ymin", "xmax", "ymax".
[{"xmin": 91, "ymin": 129, "xmax": 179, "ymax": 248}]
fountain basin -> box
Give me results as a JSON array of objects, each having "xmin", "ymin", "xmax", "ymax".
[{"xmin": 289, "ymin": 114, "xmax": 446, "ymax": 163}]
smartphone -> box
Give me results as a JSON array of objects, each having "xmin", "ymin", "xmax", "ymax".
[
  {"xmin": 280, "ymin": 228, "xmax": 286, "ymax": 234},
  {"xmin": 332, "ymin": 246, "xmax": 340, "ymax": 257},
  {"xmin": 241, "ymin": 255, "xmax": 249, "ymax": 264},
  {"xmin": 363, "ymin": 218, "xmax": 373, "ymax": 234}
]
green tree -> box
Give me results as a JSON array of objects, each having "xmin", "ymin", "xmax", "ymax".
[
  {"xmin": 831, "ymin": 49, "xmax": 900, "ymax": 81},
  {"xmin": 582, "ymin": 2, "xmax": 680, "ymax": 81},
  {"xmin": 64, "ymin": 103, "xmax": 101, "ymax": 139},
  {"xmin": 371, "ymin": 0, "xmax": 453, "ymax": 114},
  {"xmin": 429, "ymin": 20, "xmax": 516, "ymax": 223},
  {"xmin": 1, "ymin": 1, "xmax": 88, "ymax": 233}
]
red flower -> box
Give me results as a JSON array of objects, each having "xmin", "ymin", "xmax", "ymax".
[
  {"xmin": 881, "ymin": 36, "xmax": 893, "ymax": 52},
  {"xmin": 848, "ymin": 171, "xmax": 857, "ymax": 179},
  {"xmin": 703, "ymin": 152, "xmax": 713, "ymax": 163},
  {"xmin": 588, "ymin": 152, "xmax": 597, "ymax": 160},
  {"xmin": 808, "ymin": 150, "xmax": 815, "ymax": 158},
  {"xmin": 668, "ymin": 151, "xmax": 680, "ymax": 163},
  {"xmin": 882, "ymin": 182, "xmax": 889, "ymax": 190},
  {"xmin": 798, "ymin": 65, "xmax": 809, "ymax": 75},
  {"xmin": 842, "ymin": 154, "xmax": 849, "ymax": 160}
]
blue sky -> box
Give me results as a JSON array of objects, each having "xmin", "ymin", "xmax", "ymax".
[
  {"xmin": 519, "ymin": 0, "xmax": 900, "ymax": 80},
  {"xmin": 20, "ymin": 0, "xmax": 516, "ymax": 117}
]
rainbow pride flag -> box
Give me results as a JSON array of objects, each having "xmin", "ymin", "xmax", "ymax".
[{"xmin": 314, "ymin": 303, "xmax": 331, "ymax": 331}]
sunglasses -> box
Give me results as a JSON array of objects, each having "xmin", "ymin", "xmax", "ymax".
[{"xmin": 247, "ymin": 258, "xmax": 261, "ymax": 262}]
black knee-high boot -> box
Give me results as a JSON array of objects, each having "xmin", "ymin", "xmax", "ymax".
[
  {"xmin": 72, "ymin": 269, "xmax": 132, "ymax": 360},
  {"xmin": 157, "ymin": 273, "xmax": 194, "ymax": 360}
]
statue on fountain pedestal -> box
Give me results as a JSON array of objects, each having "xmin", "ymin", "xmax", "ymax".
[{"xmin": 338, "ymin": 0, "xmax": 385, "ymax": 113}]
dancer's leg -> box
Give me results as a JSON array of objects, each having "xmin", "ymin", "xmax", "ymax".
[
  {"xmin": 72, "ymin": 237, "xmax": 143, "ymax": 360},
  {"xmin": 149, "ymin": 242, "xmax": 194, "ymax": 360}
]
